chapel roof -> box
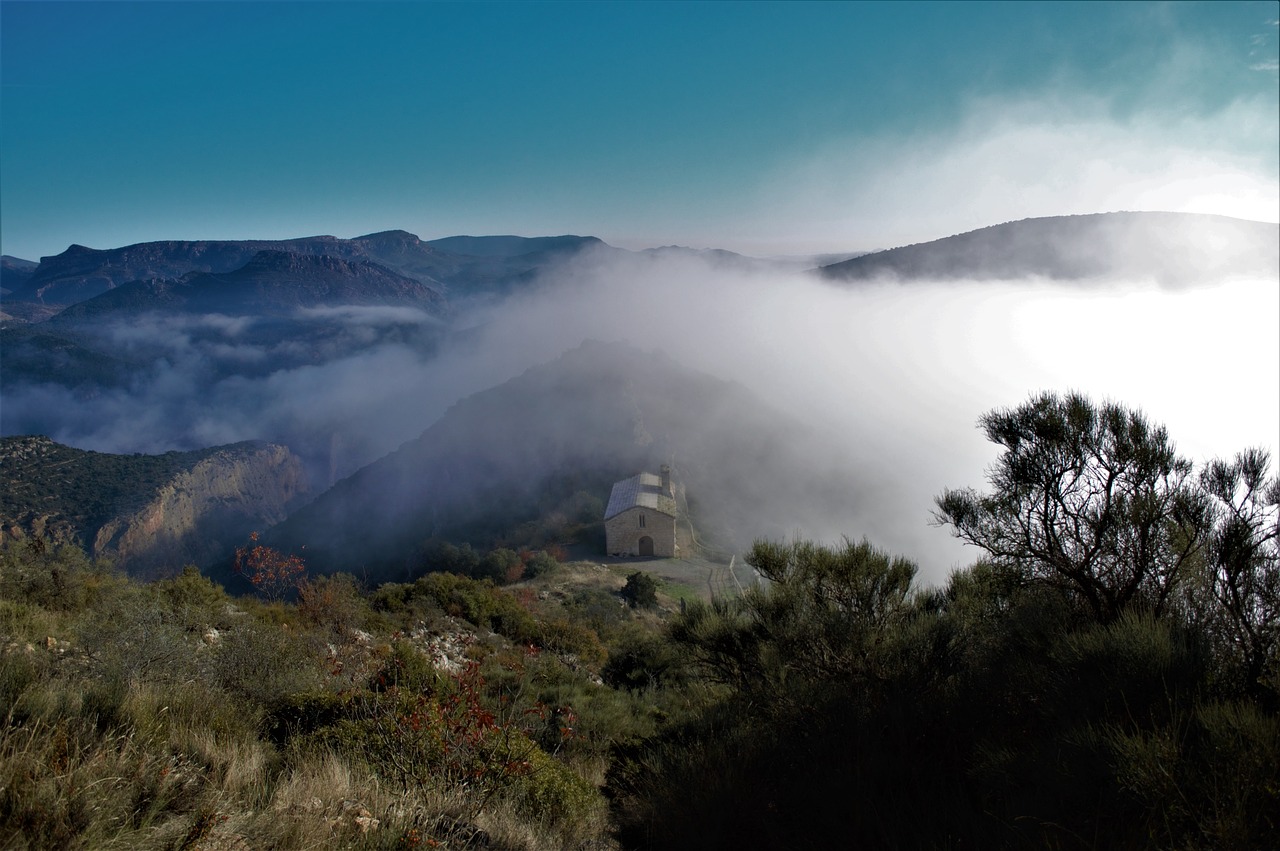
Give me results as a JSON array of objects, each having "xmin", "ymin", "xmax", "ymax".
[{"xmin": 604, "ymin": 472, "xmax": 677, "ymax": 520}]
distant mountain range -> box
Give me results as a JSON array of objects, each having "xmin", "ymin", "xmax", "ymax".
[
  {"xmin": 5, "ymin": 212, "xmax": 1274, "ymax": 319},
  {"xmin": 2, "ymin": 230, "xmax": 612, "ymax": 308},
  {"xmin": 50, "ymin": 251, "xmax": 446, "ymax": 322},
  {"xmin": 3, "ymin": 211, "xmax": 1276, "ymax": 580},
  {"xmin": 0, "ymin": 233, "xmax": 620, "ymax": 400},
  {"xmin": 819, "ymin": 212, "xmax": 1278, "ymax": 286}
]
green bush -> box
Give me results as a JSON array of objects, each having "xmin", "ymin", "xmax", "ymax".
[
  {"xmin": 506, "ymin": 744, "xmax": 606, "ymax": 837},
  {"xmin": 213, "ymin": 621, "xmax": 325, "ymax": 707},
  {"xmin": 621, "ymin": 572, "xmax": 658, "ymax": 609},
  {"xmin": 603, "ymin": 625, "xmax": 688, "ymax": 692},
  {"xmin": 524, "ymin": 549, "xmax": 561, "ymax": 579}
]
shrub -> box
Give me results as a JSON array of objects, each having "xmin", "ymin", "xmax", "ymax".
[
  {"xmin": 477, "ymin": 547, "xmax": 523, "ymax": 584},
  {"xmin": 213, "ymin": 621, "xmax": 325, "ymax": 708},
  {"xmin": 296, "ymin": 572, "xmax": 366, "ymax": 635},
  {"xmin": 152, "ymin": 565, "xmax": 230, "ymax": 632},
  {"xmin": 233, "ymin": 532, "xmax": 306, "ymax": 601},
  {"xmin": 621, "ymin": 572, "xmax": 659, "ymax": 609},
  {"xmin": 523, "ymin": 549, "xmax": 561, "ymax": 579},
  {"xmin": 505, "ymin": 743, "xmax": 607, "ymax": 838},
  {"xmin": 603, "ymin": 625, "xmax": 688, "ymax": 692}
]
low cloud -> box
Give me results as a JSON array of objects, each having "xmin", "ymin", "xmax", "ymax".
[
  {"xmin": 446, "ymin": 248, "xmax": 1280, "ymax": 578},
  {"xmin": 4, "ymin": 244, "xmax": 1276, "ymax": 583}
]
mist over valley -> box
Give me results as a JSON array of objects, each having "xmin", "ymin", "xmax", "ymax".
[
  {"xmin": 3, "ymin": 212, "xmax": 1276, "ymax": 582},
  {"xmin": 4, "ymin": 4, "xmax": 1279, "ymax": 847}
]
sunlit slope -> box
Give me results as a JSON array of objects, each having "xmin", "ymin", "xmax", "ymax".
[{"xmin": 0, "ymin": 436, "xmax": 309, "ymax": 575}]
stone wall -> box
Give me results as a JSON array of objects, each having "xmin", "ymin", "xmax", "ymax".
[{"xmin": 605, "ymin": 507, "xmax": 676, "ymax": 557}]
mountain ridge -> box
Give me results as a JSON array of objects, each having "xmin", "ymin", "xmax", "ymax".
[
  {"xmin": 49, "ymin": 250, "xmax": 446, "ymax": 322},
  {"xmin": 6, "ymin": 232, "xmax": 615, "ymax": 308},
  {"xmin": 819, "ymin": 212, "xmax": 1279, "ymax": 285}
]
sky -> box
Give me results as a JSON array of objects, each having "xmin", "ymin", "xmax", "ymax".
[{"xmin": 2, "ymin": 0, "xmax": 1278, "ymax": 261}]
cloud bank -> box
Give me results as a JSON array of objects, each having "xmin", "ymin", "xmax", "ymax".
[{"xmin": 4, "ymin": 241, "xmax": 1277, "ymax": 583}]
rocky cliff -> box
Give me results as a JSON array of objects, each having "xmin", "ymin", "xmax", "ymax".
[{"xmin": 1, "ymin": 436, "xmax": 310, "ymax": 576}]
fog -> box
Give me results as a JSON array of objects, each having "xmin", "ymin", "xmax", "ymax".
[
  {"xmin": 3, "ymin": 245, "xmax": 1276, "ymax": 583},
  {"xmin": 743, "ymin": 91, "xmax": 1280, "ymax": 256},
  {"xmin": 452, "ymin": 249, "xmax": 1280, "ymax": 578}
]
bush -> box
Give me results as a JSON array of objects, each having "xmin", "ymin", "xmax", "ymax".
[
  {"xmin": 603, "ymin": 625, "xmax": 688, "ymax": 692},
  {"xmin": 524, "ymin": 549, "xmax": 561, "ymax": 579},
  {"xmin": 296, "ymin": 573, "xmax": 366, "ymax": 635},
  {"xmin": 152, "ymin": 565, "xmax": 230, "ymax": 632},
  {"xmin": 506, "ymin": 744, "xmax": 607, "ymax": 838},
  {"xmin": 477, "ymin": 547, "xmax": 522, "ymax": 584},
  {"xmin": 213, "ymin": 622, "xmax": 325, "ymax": 708},
  {"xmin": 621, "ymin": 572, "xmax": 659, "ymax": 609}
]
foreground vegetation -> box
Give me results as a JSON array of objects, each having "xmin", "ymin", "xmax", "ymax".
[{"xmin": 3, "ymin": 393, "xmax": 1277, "ymax": 849}]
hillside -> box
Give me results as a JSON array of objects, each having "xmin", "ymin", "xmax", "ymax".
[
  {"xmin": 0, "ymin": 436, "xmax": 310, "ymax": 575},
  {"xmin": 271, "ymin": 340, "xmax": 860, "ymax": 575},
  {"xmin": 819, "ymin": 212, "xmax": 1280, "ymax": 285}
]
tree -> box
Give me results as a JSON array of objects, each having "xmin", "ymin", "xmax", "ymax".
[
  {"xmin": 934, "ymin": 392, "xmax": 1210, "ymax": 623},
  {"xmin": 1199, "ymin": 448, "xmax": 1280, "ymax": 701}
]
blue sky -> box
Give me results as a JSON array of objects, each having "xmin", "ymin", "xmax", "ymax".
[{"xmin": 2, "ymin": 0, "xmax": 1277, "ymax": 260}]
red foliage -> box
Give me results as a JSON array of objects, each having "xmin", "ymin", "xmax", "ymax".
[{"xmin": 233, "ymin": 532, "xmax": 307, "ymax": 600}]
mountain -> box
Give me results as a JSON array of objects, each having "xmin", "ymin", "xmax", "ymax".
[
  {"xmin": 819, "ymin": 212, "xmax": 1280, "ymax": 285},
  {"xmin": 50, "ymin": 250, "xmax": 446, "ymax": 321},
  {"xmin": 11, "ymin": 237, "xmax": 373, "ymax": 306},
  {"xmin": 0, "ymin": 257, "xmax": 51, "ymax": 324},
  {"xmin": 0, "ymin": 436, "xmax": 310, "ymax": 576},
  {"xmin": 270, "ymin": 340, "xmax": 861, "ymax": 576},
  {"xmin": 1, "ymin": 255, "xmax": 38, "ymax": 294},
  {"xmin": 424, "ymin": 234, "xmax": 604, "ymax": 259},
  {"xmin": 0, "ymin": 251, "xmax": 450, "ymax": 401},
  {"xmin": 6, "ymin": 231, "xmax": 613, "ymax": 308}
]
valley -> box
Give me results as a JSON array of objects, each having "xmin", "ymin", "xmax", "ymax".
[{"xmin": 1, "ymin": 211, "xmax": 1277, "ymax": 851}]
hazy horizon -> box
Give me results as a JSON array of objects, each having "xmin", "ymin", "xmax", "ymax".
[
  {"xmin": 2, "ymin": 2, "xmax": 1277, "ymax": 581},
  {"xmin": 3, "ymin": 2, "xmax": 1277, "ymax": 261}
]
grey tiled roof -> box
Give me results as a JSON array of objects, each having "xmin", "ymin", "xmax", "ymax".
[{"xmin": 604, "ymin": 472, "xmax": 677, "ymax": 520}]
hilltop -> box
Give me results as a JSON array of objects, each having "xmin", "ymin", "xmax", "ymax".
[{"xmin": 819, "ymin": 212, "xmax": 1279, "ymax": 285}]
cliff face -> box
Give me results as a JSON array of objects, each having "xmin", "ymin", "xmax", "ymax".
[
  {"xmin": 93, "ymin": 443, "xmax": 310, "ymax": 575},
  {"xmin": 1, "ymin": 437, "xmax": 310, "ymax": 576}
]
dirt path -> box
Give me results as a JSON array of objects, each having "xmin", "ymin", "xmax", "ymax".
[{"xmin": 586, "ymin": 550, "xmax": 760, "ymax": 601}]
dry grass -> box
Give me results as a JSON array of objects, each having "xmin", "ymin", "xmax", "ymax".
[{"xmin": 1, "ymin": 545, "xmax": 633, "ymax": 850}]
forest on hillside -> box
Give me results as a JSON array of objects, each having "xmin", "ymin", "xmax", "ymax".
[{"xmin": 1, "ymin": 392, "xmax": 1276, "ymax": 850}]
